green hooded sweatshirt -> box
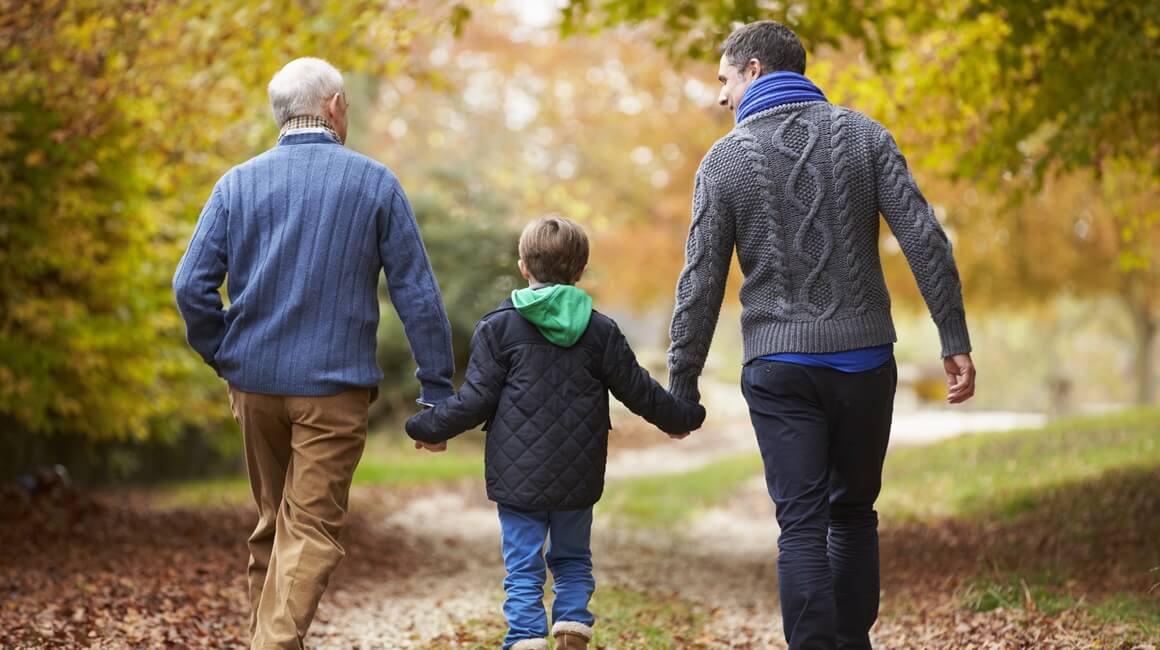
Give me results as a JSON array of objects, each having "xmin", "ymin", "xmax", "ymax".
[{"xmin": 510, "ymin": 284, "xmax": 593, "ymax": 348}]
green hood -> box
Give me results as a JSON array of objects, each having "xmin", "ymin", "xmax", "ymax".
[{"xmin": 511, "ymin": 284, "xmax": 593, "ymax": 348}]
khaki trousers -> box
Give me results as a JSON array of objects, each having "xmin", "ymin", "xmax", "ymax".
[{"xmin": 227, "ymin": 385, "xmax": 371, "ymax": 650}]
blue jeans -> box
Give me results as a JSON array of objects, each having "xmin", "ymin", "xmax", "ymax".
[
  {"xmin": 742, "ymin": 359, "xmax": 896, "ymax": 650},
  {"xmin": 497, "ymin": 504, "xmax": 596, "ymax": 648}
]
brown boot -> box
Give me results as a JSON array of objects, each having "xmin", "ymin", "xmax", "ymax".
[{"xmin": 552, "ymin": 622, "xmax": 593, "ymax": 650}]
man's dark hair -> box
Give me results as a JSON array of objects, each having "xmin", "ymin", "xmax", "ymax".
[{"xmin": 721, "ymin": 21, "xmax": 807, "ymax": 75}]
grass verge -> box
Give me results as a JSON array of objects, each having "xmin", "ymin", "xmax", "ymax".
[
  {"xmin": 959, "ymin": 575, "xmax": 1160, "ymax": 641},
  {"xmin": 879, "ymin": 408, "xmax": 1160, "ymax": 641},
  {"xmin": 600, "ymin": 408, "xmax": 1160, "ymax": 529},
  {"xmin": 148, "ymin": 431, "xmax": 484, "ymax": 509},
  {"xmin": 879, "ymin": 407, "xmax": 1160, "ymax": 520},
  {"xmin": 598, "ymin": 453, "xmax": 763, "ymax": 527}
]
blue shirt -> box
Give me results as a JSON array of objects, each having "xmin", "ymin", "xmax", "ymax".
[
  {"xmin": 760, "ymin": 344, "xmax": 894, "ymax": 373},
  {"xmin": 173, "ymin": 131, "xmax": 455, "ymax": 401}
]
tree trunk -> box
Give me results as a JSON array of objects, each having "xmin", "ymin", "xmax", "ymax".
[{"xmin": 1131, "ymin": 307, "xmax": 1157, "ymax": 405}]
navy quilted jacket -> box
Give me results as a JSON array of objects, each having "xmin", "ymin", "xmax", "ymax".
[{"xmin": 405, "ymin": 297, "xmax": 706, "ymax": 509}]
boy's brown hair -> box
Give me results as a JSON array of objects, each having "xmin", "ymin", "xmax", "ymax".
[{"xmin": 518, "ymin": 215, "xmax": 589, "ymax": 285}]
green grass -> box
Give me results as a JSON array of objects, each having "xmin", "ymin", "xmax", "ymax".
[
  {"xmin": 598, "ymin": 453, "xmax": 764, "ymax": 527},
  {"xmin": 879, "ymin": 408, "xmax": 1160, "ymax": 521},
  {"xmin": 422, "ymin": 586, "xmax": 708, "ymax": 649},
  {"xmin": 1089, "ymin": 593, "xmax": 1160, "ymax": 640},
  {"xmin": 352, "ymin": 436, "xmax": 482, "ymax": 485},
  {"xmin": 599, "ymin": 409, "xmax": 1160, "ymax": 528},
  {"xmin": 589, "ymin": 587, "xmax": 709, "ymax": 648},
  {"xmin": 149, "ymin": 475, "xmax": 252, "ymax": 509},
  {"xmin": 960, "ymin": 576, "xmax": 1160, "ymax": 641},
  {"xmin": 959, "ymin": 574, "xmax": 1077, "ymax": 616},
  {"xmin": 149, "ymin": 432, "xmax": 484, "ymax": 509}
]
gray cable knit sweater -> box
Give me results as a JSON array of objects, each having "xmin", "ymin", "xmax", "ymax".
[{"xmin": 667, "ymin": 101, "xmax": 971, "ymax": 401}]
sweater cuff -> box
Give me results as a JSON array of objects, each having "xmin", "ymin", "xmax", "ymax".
[
  {"xmin": 937, "ymin": 313, "xmax": 972, "ymax": 358},
  {"xmin": 418, "ymin": 384, "xmax": 454, "ymax": 405},
  {"xmin": 668, "ymin": 373, "xmax": 701, "ymax": 403}
]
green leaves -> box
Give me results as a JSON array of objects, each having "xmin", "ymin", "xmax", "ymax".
[
  {"xmin": 0, "ymin": 0, "xmax": 459, "ymax": 441},
  {"xmin": 562, "ymin": 0, "xmax": 1159, "ymax": 183},
  {"xmin": 559, "ymin": 0, "xmax": 917, "ymax": 67}
]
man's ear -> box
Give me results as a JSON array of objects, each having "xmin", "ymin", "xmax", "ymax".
[
  {"xmin": 326, "ymin": 92, "xmax": 342, "ymax": 120},
  {"xmin": 747, "ymin": 58, "xmax": 763, "ymax": 80}
]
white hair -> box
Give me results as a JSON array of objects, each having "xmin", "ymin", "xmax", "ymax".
[{"xmin": 267, "ymin": 57, "xmax": 344, "ymax": 127}]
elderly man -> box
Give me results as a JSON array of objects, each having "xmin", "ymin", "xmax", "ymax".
[
  {"xmin": 173, "ymin": 57, "xmax": 454, "ymax": 648},
  {"xmin": 666, "ymin": 21, "xmax": 977, "ymax": 650}
]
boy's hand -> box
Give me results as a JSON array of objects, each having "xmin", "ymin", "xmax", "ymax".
[
  {"xmin": 414, "ymin": 440, "xmax": 447, "ymax": 453},
  {"xmin": 668, "ymin": 432, "xmax": 691, "ymax": 440}
]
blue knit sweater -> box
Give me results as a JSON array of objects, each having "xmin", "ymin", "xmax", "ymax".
[{"xmin": 173, "ymin": 131, "xmax": 455, "ymax": 402}]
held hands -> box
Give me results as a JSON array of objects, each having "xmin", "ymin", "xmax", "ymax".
[
  {"xmin": 668, "ymin": 401, "xmax": 707, "ymax": 440},
  {"xmin": 944, "ymin": 353, "xmax": 977, "ymax": 404},
  {"xmin": 408, "ymin": 402, "xmax": 446, "ymax": 452}
]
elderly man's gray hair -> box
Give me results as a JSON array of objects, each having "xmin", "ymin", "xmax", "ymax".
[{"xmin": 267, "ymin": 58, "xmax": 344, "ymax": 128}]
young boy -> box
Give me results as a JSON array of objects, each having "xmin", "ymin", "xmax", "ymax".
[{"xmin": 405, "ymin": 215, "xmax": 705, "ymax": 650}]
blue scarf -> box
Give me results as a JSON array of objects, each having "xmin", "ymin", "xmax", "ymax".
[{"xmin": 735, "ymin": 71, "xmax": 827, "ymax": 124}]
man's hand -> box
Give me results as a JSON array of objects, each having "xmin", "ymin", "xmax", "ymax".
[
  {"xmin": 944, "ymin": 353, "xmax": 976, "ymax": 404},
  {"xmin": 668, "ymin": 432, "xmax": 691, "ymax": 440},
  {"xmin": 414, "ymin": 440, "xmax": 447, "ymax": 453}
]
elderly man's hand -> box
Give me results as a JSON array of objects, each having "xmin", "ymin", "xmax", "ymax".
[
  {"xmin": 414, "ymin": 440, "xmax": 447, "ymax": 453},
  {"xmin": 944, "ymin": 353, "xmax": 976, "ymax": 404}
]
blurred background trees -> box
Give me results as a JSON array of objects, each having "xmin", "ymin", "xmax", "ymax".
[
  {"xmin": 1, "ymin": 0, "xmax": 1156, "ymax": 481},
  {"xmin": 0, "ymin": 0, "xmax": 468, "ymax": 478},
  {"xmin": 564, "ymin": 0, "xmax": 1159, "ymax": 403}
]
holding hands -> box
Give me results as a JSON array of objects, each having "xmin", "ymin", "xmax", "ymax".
[
  {"xmin": 409, "ymin": 402, "xmax": 448, "ymax": 452},
  {"xmin": 667, "ymin": 399, "xmax": 707, "ymax": 441}
]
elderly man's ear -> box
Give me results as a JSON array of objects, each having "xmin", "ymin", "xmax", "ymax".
[
  {"xmin": 325, "ymin": 92, "xmax": 348, "ymax": 143},
  {"xmin": 326, "ymin": 92, "xmax": 343, "ymax": 117}
]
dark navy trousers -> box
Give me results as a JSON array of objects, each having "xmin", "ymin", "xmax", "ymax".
[{"xmin": 741, "ymin": 358, "xmax": 897, "ymax": 650}]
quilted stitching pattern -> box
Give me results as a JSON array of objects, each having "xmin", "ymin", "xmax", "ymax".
[
  {"xmin": 408, "ymin": 300, "xmax": 704, "ymax": 510},
  {"xmin": 485, "ymin": 341, "xmax": 611, "ymax": 509}
]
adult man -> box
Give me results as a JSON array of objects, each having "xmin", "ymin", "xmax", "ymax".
[
  {"xmin": 666, "ymin": 21, "xmax": 976, "ymax": 649},
  {"xmin": 173, "ymin": 57, "xmax": 454, "ymax": 648}
]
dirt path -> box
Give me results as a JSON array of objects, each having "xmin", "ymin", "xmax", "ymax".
[
  {"xmin": 308, "ymin": 410, "xmax": 786, "ymax": 649},
  {"xmin": 310, "ymin": 484, "xmax": 787, "ymax": 649},
  {"xmin": 311, "ymin": 488, "xmax": 505, "ymax": 648}
]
